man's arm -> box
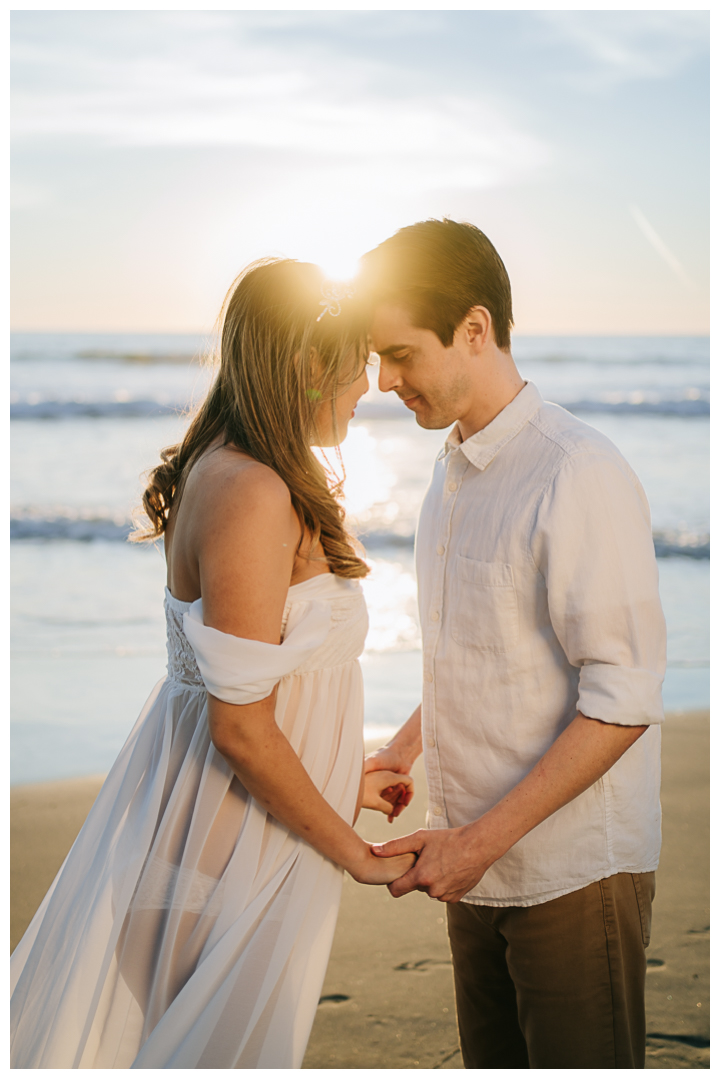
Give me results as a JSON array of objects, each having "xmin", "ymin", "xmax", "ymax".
[
  {"xmin": 372, "ymin": 712, "xmax": 647, "ymax": 902},
  {"xmin": 364, "ymin": 704, "xmax": 423, "ymax": 778}
]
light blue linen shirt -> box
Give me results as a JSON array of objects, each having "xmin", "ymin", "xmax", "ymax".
[{"xmin": 416, "ymin": 381, "xmax": 666, "ymax": 906}]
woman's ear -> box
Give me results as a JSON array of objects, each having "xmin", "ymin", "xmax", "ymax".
[
  {"xmin": 305, "ymin": 345, "xmax": 323, "ymax": 382},
  {"xmin": 305, "ymin": 347, "xmax": 324, "ymax": 401}
]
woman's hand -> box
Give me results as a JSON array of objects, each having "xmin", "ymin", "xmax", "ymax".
[
  {"xmin": 347, "ymin": 842, "xmax": 416, "ymax": 886},
  {"xmin": 362, "ymin": 770, "xmax": 414, "ymax": 822}
]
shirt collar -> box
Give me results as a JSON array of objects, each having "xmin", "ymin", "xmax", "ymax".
[{"xmin": 442, "ymin": 382, "xmax": 544, "ymax": 471}]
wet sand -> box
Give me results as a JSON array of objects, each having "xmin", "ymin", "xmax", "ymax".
[{"xmin": 11, "ymin": 710, "xmax": 709, "ymax": 1069}]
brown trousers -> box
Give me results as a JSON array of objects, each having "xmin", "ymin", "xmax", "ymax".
[{"xmin": 446, "ymin": 872, "xmax": 655, "ymax": 1069}]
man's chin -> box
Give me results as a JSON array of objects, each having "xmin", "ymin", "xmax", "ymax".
[{"xmin": 414, "ymin": 407, "xmax": 455, "ymax": 431}]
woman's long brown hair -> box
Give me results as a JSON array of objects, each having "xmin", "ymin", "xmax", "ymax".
[{"xmin": 132, "ymin": 258, "xmax": 369, "ymax": 578}]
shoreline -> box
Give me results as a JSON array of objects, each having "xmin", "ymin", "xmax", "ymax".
[{"xmin": 11, "ymin": 710, "xmax": 709, "ymax": 1068}]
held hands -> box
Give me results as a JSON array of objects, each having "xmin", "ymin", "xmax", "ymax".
[
  {"xmin": 362, "ymin": 769, "xmax": 414, "ymax": 823},
  {"xmin": 363, "ymin": 707, "xmax": 423, "ymax": 824},
  {"xmin": 364, "ymin": 743, "xmax": 416, "ymax": 781},
  {"xmin": 370, "ymin": 824, "xmax": 499, "ymax": 904},
  {"xmin": 348, "ymin": 841, "xmax": 417, "ymax": 886}
]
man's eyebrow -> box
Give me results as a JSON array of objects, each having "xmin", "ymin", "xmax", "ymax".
[{"xmin": 373, "ymin": 344, "xmax": 411, "ymax": 357}]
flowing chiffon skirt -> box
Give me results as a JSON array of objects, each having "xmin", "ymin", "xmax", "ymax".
[{"xmin": 10, "ymin": 574, "xmax": 368, "ymax": 1068}]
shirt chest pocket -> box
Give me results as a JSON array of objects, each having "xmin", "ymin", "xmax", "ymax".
[{"xmin": 450, "ymin": 556, "xmax": 519, "ymax": 651}]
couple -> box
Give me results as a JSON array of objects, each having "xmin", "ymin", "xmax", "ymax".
[{"xmin": 11, "ymin": 220, "xmax": 666, "ymax": 1069}]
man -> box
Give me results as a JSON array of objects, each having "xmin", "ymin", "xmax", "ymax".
[{"xmin": 360, "ymin": 219, "xmax": 665, "ymax": 1069}]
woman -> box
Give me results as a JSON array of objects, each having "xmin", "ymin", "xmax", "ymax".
[{"xmin": 10, "ymin": 258, "xmax": 415, "ymax": 1068}]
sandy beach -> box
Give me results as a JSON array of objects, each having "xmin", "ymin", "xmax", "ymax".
[{"xmin": 11, "ymin": 710, "xmax": 708, "ymax": 1069}]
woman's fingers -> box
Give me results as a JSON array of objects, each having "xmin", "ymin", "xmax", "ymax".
[
  {"xmin": 380, "ymin": 783, "xmax": 413, "ymax": 821},
  {"xmin": 376, "ymin": 852, "xmax": 416, "ymax": 884},
  {"xmin": 394, "ymin": 852, "xmax": 417, "ymax": 876},
  {"xmin": 381, "ymin": 784, "xmax": 412, "ymax": 821},
  {"xmin": 374, "ymin": 770, "xmax": 414, "ymax": 790},
  {"xmin": 380, "ymin": 783, "xmax": 405, "ymax": 803},
  {"xmin": 363, "ymin": 769, "xmax": 415, "ymax": 818}
]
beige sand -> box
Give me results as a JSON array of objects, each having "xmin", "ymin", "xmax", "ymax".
[{"xmin": 11, "ymin": 710, "xmax": 708, "ymax": 1068}]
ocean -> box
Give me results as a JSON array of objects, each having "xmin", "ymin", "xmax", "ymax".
[{"xmin": 10, "ymin": 332, "xmax": 709, "ymax": 785}]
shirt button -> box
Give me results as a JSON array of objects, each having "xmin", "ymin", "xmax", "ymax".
[
  {"xmin": 431, "ymin": 611, "xmax": 440, "ymax": 622},
  {"xmin": 433, "ymin": 806, "xmax": 443, "ymax": 816},
  {"xmin": 427, "ymin": 736, "xmax": 436, "ymax": 749},
  {"xmin": 436, "ymin": 544, "xmax": 445, "ymax": 555},
  {"xmin": 425, "ymin": 672, "xmax": 434, "ymax": 683},
  {"xmin": 448, "ymin": 482, "xmax": 457, "ymax": 492}
]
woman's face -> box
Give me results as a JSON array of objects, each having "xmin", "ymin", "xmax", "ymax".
[{"xmin": 313, "ymin": 356, "xmax": 370, "ymax": 447}]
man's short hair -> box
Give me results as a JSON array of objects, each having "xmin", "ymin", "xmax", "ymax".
[{"xmin": 359, "ymin": 218, "xmax": 513, "ymax": 351}]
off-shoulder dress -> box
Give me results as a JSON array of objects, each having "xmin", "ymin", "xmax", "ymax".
[{"xmin": 10, "ymin": 573, "xmax": 368, "ymax": 1068}]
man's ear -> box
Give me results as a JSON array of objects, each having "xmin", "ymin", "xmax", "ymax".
[{"xmin": 462, "ymin": 306, "xmax": 494, "ymax": 351}]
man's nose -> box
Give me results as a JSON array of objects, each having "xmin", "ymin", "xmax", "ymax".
[{"xmin": 378, "ymin": 360, "xmax": 402, "ymax": 395}]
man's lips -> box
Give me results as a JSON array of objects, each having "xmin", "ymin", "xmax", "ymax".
[{"xmin": 400, "ymin": 394, "xmax": 421, "ymax": 408}]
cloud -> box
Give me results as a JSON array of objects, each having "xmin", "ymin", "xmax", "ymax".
[
  {"xmin": 537, "ymin": 11, "xmax": 708, "ymax": 92},
  {"xmin": 11, "ymin": 12, "xmax": 550, "ymax": 194}
]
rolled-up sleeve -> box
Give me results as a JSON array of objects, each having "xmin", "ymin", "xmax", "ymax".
[{"xmin": 532, "ymin": 450, "xmax": 666, "ymax": 726}]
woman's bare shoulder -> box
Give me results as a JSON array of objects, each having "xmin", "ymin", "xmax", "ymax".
[
  {"xmin": 190, "ymin": 445, "xmax": 291, "ymax": 509},
  {"xmin": 186, "ymin": 445, "xmax": 299, "ymax": 547},
  {"xmin": 188, "ymin": 448, "xmax": 300, "ymax": 631}
]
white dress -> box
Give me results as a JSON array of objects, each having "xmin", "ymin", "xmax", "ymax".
[{"xmin": 10, "ymin": 573, "xmax": 368, "ymax": 1068}]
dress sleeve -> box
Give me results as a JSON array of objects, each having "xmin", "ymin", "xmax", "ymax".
[
  {"xmin": 182, "ymin": 598, "xmax": 331, "ymax": 705},
  {"xmin": 532, "ymin": 450, "xmax": 666, "ymax": 726}
]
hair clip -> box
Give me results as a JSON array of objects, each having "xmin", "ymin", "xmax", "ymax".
[{"xmin": 317, "ymin": 280, "xmax": 355, "ymax": 322}]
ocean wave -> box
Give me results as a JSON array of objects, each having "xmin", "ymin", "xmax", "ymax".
[
  {"xmin": 11, "ymin": 350, "xmax": 201, "ymax": 366},
  {"xmin": 651, "ymin": 529, "xmax": 710, "ymax": 559},
  {"xmin": 360, "ymin": 530, "xmax": 416, "ymax": 549},
  {"xmin": 10, "ymin": 515, "xmax": 136, "ymax": 542},
  {"xmin": 361, "ymin": 527, "xmax": 710, "ymax": 559},
  {"xmin": 75, "ymin": 350, "xmax": 202, "ymax": 365},
  {"xmin": 10, "ymin": 515, "xmax": 710, "ymax": 559},
  {"xmin": 11, "ymin": 390, "xmax": 708, "ymax": 422},
  {"xmin": 560, "ymin": 396, "xmax": 709, "ymax": 417},
  {"xmin": 10, "ymin": 399, "xmax": 186, "ymax": 420},
  {"xmin": 348, "ymin": 394, "xmax": 711, "ymax": 421}
]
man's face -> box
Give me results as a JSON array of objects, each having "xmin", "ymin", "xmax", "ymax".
[{"xmin": 369, "ymin": 303, "xmax": 471, "ymax": 430}]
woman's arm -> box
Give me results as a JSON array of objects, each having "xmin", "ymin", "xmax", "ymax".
[
  {"xmin": 209, "ymin": 696, "xmax": 411, "ymax": 883},
  {"xmin": 192, "ymin": 458, "xmax": 414, "ymax": 885}
]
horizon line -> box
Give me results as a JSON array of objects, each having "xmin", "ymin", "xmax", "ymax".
[{"xmin": 9, "ymin": 327, "xmax": 711, "ymax": 339}]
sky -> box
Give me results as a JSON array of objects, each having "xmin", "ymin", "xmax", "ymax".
[{"xmin": 10, "ymin": 10, "xmax": 709, "ymax": 335}]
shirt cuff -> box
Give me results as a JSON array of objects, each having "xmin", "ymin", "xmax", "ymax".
[{"xmin": 577, "ymin": 663, "xmax": 665, "ymax": 726}]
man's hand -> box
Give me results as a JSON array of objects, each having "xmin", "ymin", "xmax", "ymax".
[
  {"xmin": 371, "ymin": 825, "xmax": 498, "ymax": 904},
  {"xmin": 364, "ymin": 745, "xmax": 413, "ymax": 778},
  {"xmin": 372, "ymin": 713, "xmax": 648, "ymax": 904}
]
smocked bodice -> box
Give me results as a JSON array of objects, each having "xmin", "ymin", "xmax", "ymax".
[{"xmin": 164, "ymin": 575, "xmax": 368, "ymax": 693}]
